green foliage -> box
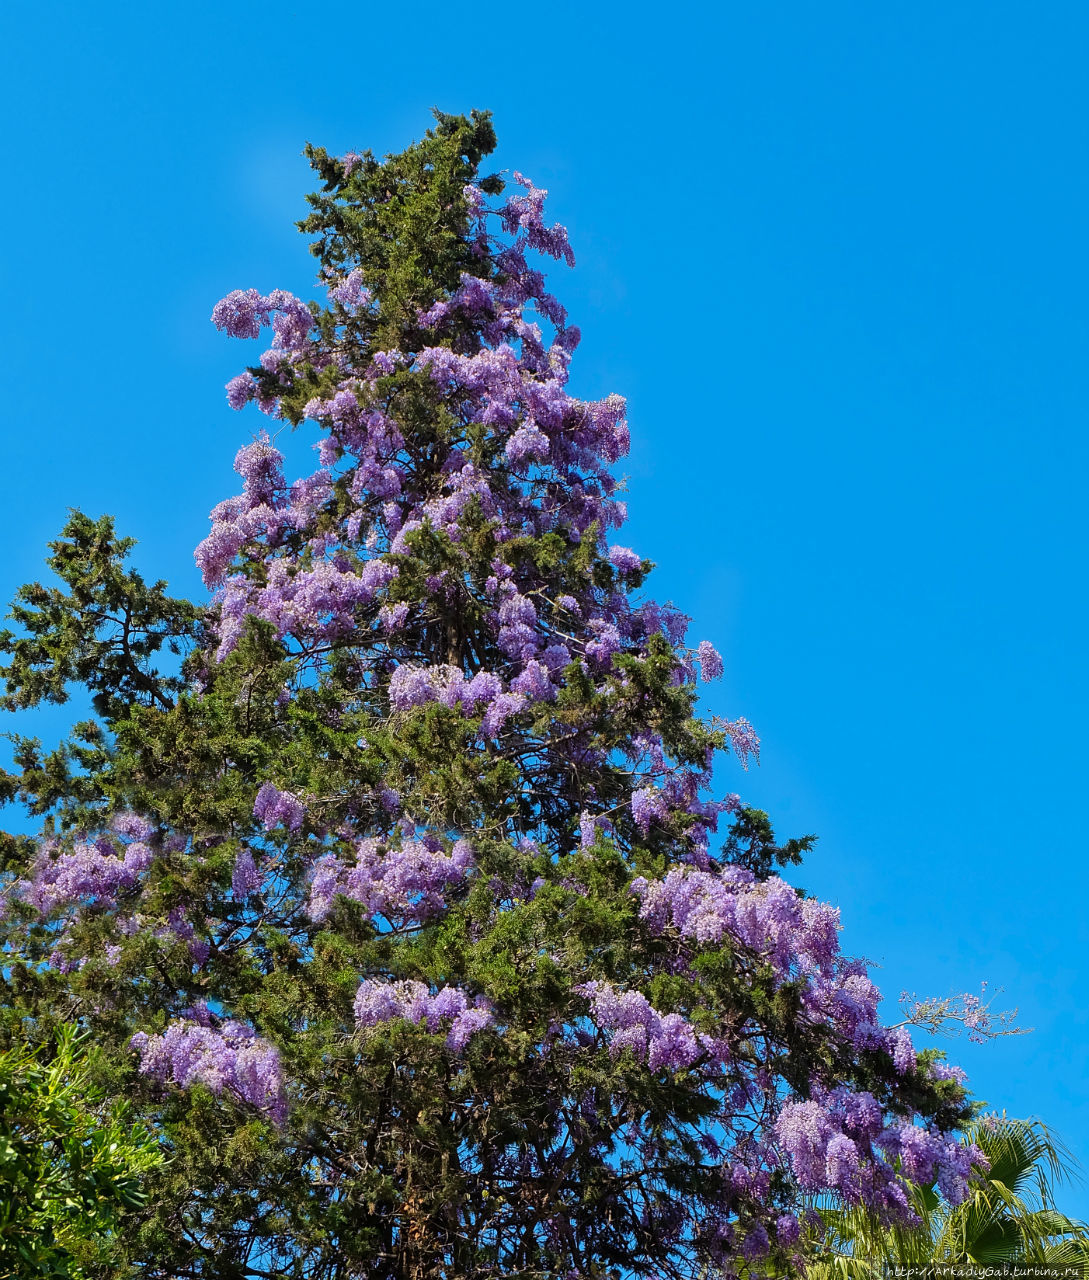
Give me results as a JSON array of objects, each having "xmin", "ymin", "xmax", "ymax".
[
  {"xmin": 0, "ymin": 511, "xmax": 199, "ymax": 720},
  {"xmin": 293, "ymin": 108, "xmax": 501, "ymax": 390},
  {"xmin": 0, "ymin": 1024, "xmax": 163, "ymax": 1279},
  {"xmin": 0, "ymin": 511, "xmax": 200, "ymax": 828},
  {"xmin": 721, "ymin": 807, "xmax": 816, "ymax": 881}
]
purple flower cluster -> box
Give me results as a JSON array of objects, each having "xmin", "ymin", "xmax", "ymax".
[
  {"xmin": 607, "ymin": 545, "xmax": 643, "ymax": 574},
  {"xmin": 388, "ymin": 664, "xmax": 508, "ymax": 714},
  {"xmin": 632, "ymin": 866, "xmax": 920, "ymax": 1070},
  {"xmin": 211, "ymin": 287, "xmax": 312, "ymax": 352},
  {"xmin": 194, "ymin": 438, "xmax": 291, "ymax": 588},
  {"xmin": 576, "ymin": 981, "xmax": 727, "ymax": 1073},
  {"xmin": 697, "ymin": 640, "xmax": 724, "ymax": 681},
  {"xmin": 19, "ymin": 830, "xmax": 153, "ymax": 914},
  {"xmin": 630, "ymin": 786, "xmax": 670, "ymax": 835},
  {"xmin": 353, "ymin": 979, "xmax": 494, "ymax": 1051},
  {"xmin": 329, "ymin": 268, "xmax": 370, "ymax": 309},
  {"xmin": 131, "ymin": 1017, "xmax": 287, "ymax": 1125},
  {"xmin": 775, "ymin": 1088, "xmax": 984, "ymax": 1215},
  {"xmin": 499, "ymin": 172, "xmax": 575, "ymax": 267},
  {"xmin": 253, "ymin": 783, "xmax": 306, "ymax": 832},
  {"xmin": 307, "ymin": 837, "xmax": 474, "ymax": 923},
  {"xmin": 632, "ymin": 866, "xmax": 840, "ymax": 973},
  {"xmin": 231, "ymin": 847, "xmax": 260, "ymax": 900},
  {"xmin": 726, "ymin": 717, "xmax": 760, "ymax": 769}
]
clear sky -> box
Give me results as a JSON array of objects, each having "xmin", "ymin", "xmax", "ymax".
[{"xmin": 2, "ymin": 0, "xmax": 1087, "ymax": 1212}]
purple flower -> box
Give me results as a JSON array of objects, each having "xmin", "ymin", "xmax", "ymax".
[
  {"xmin": 464, "ymin": 670, "xmax": 502, "ymax": 708},
  {"xmin": 887, "ymin": 1026, "xmax": 916, "ymax": 1075},
  {"xmin": 510, "ymin": 660, "xmax": 556, "ymax": 703},
  {"xmin": 379, "ymin": 602, "xmax": 409, "ymax": 632},
  {"xmin": 131, "ymin": 1017, "xmax": 287, "ymax": 1124},
  {"xmin": 577, "ymin": 981, "xmax": 717, "ymax": 1074},
  {"xmin": 307, "ymin": 837, "xmax": 474, "ymax": 923},
  {"xmin": 445, "ymin": 1007, "xmax": 492, "ymax": 1051},
  {"xmin": 331, "ymin": 268, "xmax": 369, "ymax": 308},
  {"xmin": 353, "ymin": 978, "xmax": 493, "ymax": 1051},
  {"xmin": 775, "ymin": 1214, "xmax": 801, "ymax": 1247},
  {"xmin": 231, "ymin": 847, "xmax": 260, "ymax": 900},
  {"xmin": 388, "ymin": 664, "xmax": 438, "ymax": 711},
  {"xmin": 480, "ymin": 691, "xmax": 526, "ymax": 736},
  {"xmin": 726, "ymin": 717, "xmax": 760, "ymax": 769},
  {"xmin": 929, "ymin": 1061, "xmax": 969, "ymax": 1084},
  {"xmin": 740, "ymin": 1225, "xmax": 770, "ymax": 1261},
  {"xmin": 225, "ymin": 372, "xmax": 257, "ymax": 410},
  {"xmin": 697, "ymin": 640, "xmax": 724, "ymax": 681},
  {"xmin": 506, "ymin": 423, "xmax": 550, "ymax": 464},
  {"xmin": 631, "ymin": 786, "xmax": 669, "ymax": 836},
  {"xmin": 253, "ymin": 783, "xmax": 306, "ymax": 832},
  {"xmin": 608, "ymin": 545, "xmax": 643, "ymax": 574},
  {"xmin": 775, "ymin": 1100, "xmax": 833, "ymax": 1191},
  {"xmin": 111, "ymin": 813, "xmax": 155, "ymax": 841},
  {"xmin": 212, "ymin": 288, "xmax": 269, "ymax": 339},
  {"xmin": 633, "ymin": 866, "xmax": 841, "ymax": 975},
  {"xmin": 21, "ymin": 836, "xmax": 153, "ymax": 914}
]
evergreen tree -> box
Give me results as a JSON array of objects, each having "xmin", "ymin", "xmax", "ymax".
[{"xmin": 1, "ymin": 111, "xmax": 985, "ymax": 1279}]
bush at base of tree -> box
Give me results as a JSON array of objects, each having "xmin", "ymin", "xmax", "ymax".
[{"xmin": 0, "ymin": 1024, "xmax": 163, "ymax": 1278}]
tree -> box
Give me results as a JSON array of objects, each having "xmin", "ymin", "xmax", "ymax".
[
  {"xmin": 1, "ymin": 109, "xmax": 989, "ymax": 1279},
  {"xmin": 0, "ymin": 1024, "xmax": 163, "ymax": 1278},
  {"xmin": 808, "ymin": 1116, "xmax": 1089, "ymax": 1277}
]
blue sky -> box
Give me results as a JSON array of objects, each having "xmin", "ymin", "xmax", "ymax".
[{"xmin": 3, "ymin": 0, "xmax": 1087, "ymax": 1211}]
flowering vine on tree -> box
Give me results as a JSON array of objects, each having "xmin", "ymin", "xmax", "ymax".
[{"xmin": 0, "ymin": 110, "xmax": 989, "ymax": 1279}]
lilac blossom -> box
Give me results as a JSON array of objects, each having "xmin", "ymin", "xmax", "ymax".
[
  {"xmin": 253, "ymin": 783, "xmax": 306, "ymax": 832},
  {"xmin": 307, "ymin": 837, "xmax": 474, "ymax": 923},
  {"xmin": 231, "ymin": 847, "xmax": 260, "ymax": 900},
  {"xmin": 131, "ymin": 1018, "xmax": 287, "ymax": 1125},
  {"xmin": 697, "ymin": 641, "xmax": 724, "ymax": 681},
  {"xmin": 577, "ymin": 981, "xmax": 725, "ymax": 1073},
  {"xmin": 353, "ymin": 979, "xmax": 493, "ymax": 1051}
]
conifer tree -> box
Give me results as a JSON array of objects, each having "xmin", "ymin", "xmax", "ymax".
[{"xmin": 0, "ymin": 111, "xmax": 985, "ymax": 1279}]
